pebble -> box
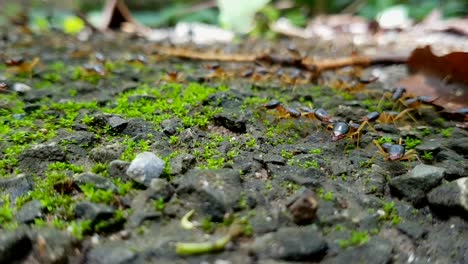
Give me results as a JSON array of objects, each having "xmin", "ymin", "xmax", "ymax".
[
  {"xmin": 249, "ymin": 226, "xmax": 328, "ymax": 261},
  {"xmin": 389, "ymin": 164, "xmax": 445, "ymax": 206},
  {"xmin": 427, "ymin": 177, "xmax": 468, "ymax": 218},
  {"xmin": 126, "ymin": 152, "xmax": 165, "ymax": 187}
]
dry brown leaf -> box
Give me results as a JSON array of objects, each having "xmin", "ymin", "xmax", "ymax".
[{"xmin": 398, "ymin": 46, "xmax": 468, "ymax": 112}]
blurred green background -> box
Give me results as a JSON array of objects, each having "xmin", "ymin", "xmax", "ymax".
[{"xmin": 0, "ymin": 0, "xmax": 466, "ymax": 31}]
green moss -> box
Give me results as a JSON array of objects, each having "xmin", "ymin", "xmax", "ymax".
[
  {"xmin": 107, "ymin": 83, "xmax": 225, "ymax": 127},
  {"xmin": 318, "ymin": 188, "xmax": 334, "ymax": 201},
  {"xmin": 153, "ymin": 198, "xmax": 165, "ymax": 212},
  {"xmin": 380, "ymin": 201, "xmax": 401, "ymax": 225},
  {"xmin": 0, "ymin": 196, "xmax": 14, "ymax": 225},
  {"xmin": 337, "ymin": 230, "xmax": 370, "ymax": 248},
  {"xmin": 404, "ymin": 137, "xmax": 421, "ymax": 149},
  {"xmin": 80, "ymin": 184, "xmax": 115, "ymax": 204},
  {"xmin": 440, "ymin": 127, "xmax": 453, "ymax": 138}
]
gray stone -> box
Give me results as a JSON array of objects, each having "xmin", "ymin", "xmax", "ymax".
[
  {"xmin": 323, "ymin": 238, "xmax": 392, "ymax": 264},
  {"xmin": 254, "ymin": 153, "xmax": 286, "ymax": 165},
  {"xmin": 389, "ymin": 164, "xmax": 445, "ymax": 206},
  {"xmin": 175, "ymin": 169, "xmax": 242, "ymax": 221},
  {"xmin": 75, "ymin": 202, "xmax": 115, "ymax": 224},
  {"xmin": 109, "ymin": 160, "xmax": 130, "ymax": 180},
  {"xmin": 32, "ymin": 228, "xmax": 74, "ymax": 264},
  {"xmin": 447, "ymin": 137, "xmax": 468, "ymax": 158},
  {"xmin": 213, "ymin": 110, "xmax": 246, "ymax": 133},
  {"xmin": 427, "ymin": 177, "xmax": 468, "ymax": 218},
  {"xmin": 0, "ymin": 174, "xmax": 33, "ymax": 204},
  {"xmin": 0, "ymin": 230, "xmax": 32, "ymax": 263},
  {"xmin": 108, "ymin": 116, "xmax": 128, "ymax": 132},
  {"xmin": 397, "ymin": 221, "xmax": 428, "ymax": 240},
  {"xmin": 267, "ymin": 164, "xmax": 322, "ymax": 187},
  {"xmin": 121, "ymin": 118, "xmax": 158, "ymax": 138},
  {"xmin": 286, "ymin": 187, "xmax": 319, "ymax": 225},
  {"xmin": 89, "ymin": 144, "xmax": 124, "ymax": 163},
  {"xmin": 415, "ymin": 139, "xmax": 442, "ymax": 153},
  {"xmin": 147, "ymin": 178, "xmax": 174, "ymax": 201},
  {"xmin": 126, "ymin": 152, "xmax": 165, "ymax": 187},
  {"xmin": 19, "ymin": 142, "xmax": 66, "ymax": 173},
  {"xmin": 249, "ymin": 227, "xmax": 328, "ymax": 261},
  {"xmin": 60, "ymin": 130, "xmax": 97, "ymax": 147},
  {"xmin": 161, "ymin": 117, "xmax": 183, "ymax": 136},
  {"xmin": 169, "ymin": 153, "xmax": 195, "ymax": 175},
  {"xmin": 13, "ymin": 82, "xmax": 32, "ymax": 93},
  {"xmin": 74, "ymin": 172, "xmax": 118, "ymax": 193},
  {"xmin": 16, "ymin": 200, "xmax": 43, "ymax": 223},
  {"xmin": 86, "ymin": 243, "xmax": 139, "ymax": 264}
]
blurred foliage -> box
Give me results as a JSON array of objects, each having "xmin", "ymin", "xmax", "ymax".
[{"xmin": 0, "ymin": 0, "xmax": 466, "ymax": 34}]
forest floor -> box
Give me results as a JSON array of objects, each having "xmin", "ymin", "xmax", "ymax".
[{"xmin": 0, "ymin": 25, "xmax": 467, "ymax": 264}]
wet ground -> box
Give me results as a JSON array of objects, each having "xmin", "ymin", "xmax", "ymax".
[{"xmin": 0, "ymin": 26, "xmax": 467, "ymax": 264}]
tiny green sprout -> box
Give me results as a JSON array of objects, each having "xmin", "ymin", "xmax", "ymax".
[
  {"xmin": 169, "ymin": 135, "xmax": 179, "ymax": 145},
  {"xmin": 246, "ymin": 138, "xmax": 257, "ymax": 148},
  {"xmin": 91, "ymin": 163, "xmax": 108, "ymax": 176},
  {"xmin": 309, "ymin": 148, "xmax": 322, "ymax": 155},
  {"xmin": 380, "ymin": 201, "xmax": 401, "ymax": 225},
  {"xmin": 421, "ymin": 128, "xmax": 431, "ymax": 137},
  {"xmin": 0, "ymin": 196, "xmax": 14, "ymax": 224},
  {"xmin": 154, "ymin": 198, "xmax": 165, "ymax": 212},
  {"xmin": 69, "ymin": 220, "xmax": 92, "ymax": 240},
  {"xmin": 82, "ymin": 115, "xmax": 95, "ymax": 126},
  {"xmin": 337, "ymin": 230, "xmax": 370, "ymax": 248},
  {"xmin": 377, "ymin": 136, "xmax": 393, "ymax": 145},
  {"xmin": 440, "ymin": 127, "xmax": 453, "ymax": 138},
  {"xmin": 404, "ymin": 137, "xmax": 421, "ymax": 149},
  {"xmin": 281, "ymin": 150, "xmax": 294, "ymax": 160},
  {"xmin": 80, "ymin": 184, "xmax": 114, "ymax": 204},
  {"xmin": 422, "ymin": 151, "xmax": 434, "ymax": 161}
]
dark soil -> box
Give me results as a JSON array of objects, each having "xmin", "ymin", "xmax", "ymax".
[{"xmin": 0, "ymin": 27, "xmax": 467, "ymax": 264}]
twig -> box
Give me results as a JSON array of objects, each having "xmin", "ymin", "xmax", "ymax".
[{"xmin": 152, "ymin": 46, "xmax": 408, "ymax": 73}]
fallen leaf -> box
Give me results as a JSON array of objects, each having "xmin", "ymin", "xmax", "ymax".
[{"xmin": 398, "ymin": 46, "xmax": 468, "ymax": 112}]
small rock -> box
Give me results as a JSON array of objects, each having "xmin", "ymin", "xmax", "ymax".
[
  {"xmin": 74, "ymin": 172, "xmax": 118, "ymax": 193},
  {"xmin": 60, "ymin": 130, "xmax": 97, "ymax": 147},
  {"xmin": 397, "ymin": 221, "xmax": 428, "ymax": 240},
  {"xmin": 86, "ymin": 243, "xmax": 139, "ymax": 264},
  {"xmin": 323, "ymin": 238, "xmax": 392, "ymax": 264},
  {"xmin": 126, "ymin": 152, "xmax": 165, "ymax": 187},
  {"xmin": 121, "ymin": 118, "xmax": 158, "ymax": 138},
  {"xmin": 389, "ymin": 164, "xmax": 445, "ymax": 206},
  {"xmin": 175, "ymin": 169, "xmax": 242, "ymax": 221},
  {"xmin": 427, "ymin": 177, "xmax": 468, "ymax": 218},
  {"xmin": 16, "ymin": 200, "xmax": 43, "ymax": 224},
  {"xmin": 213, "ymin": 110, "xmax": 247, "ymax": 133},
  {"xmin": 161, "ymin": 118, "xmax": 183, "ymax": 136},
  {"xmin": 147, "ymin": 178, "xmax": 174, "ymax": 201},
  {"xmin": 0, "ymin": 230, "xmax": 32, "ymax": 263},
  {"xmin": 13, "ymin": 82, "xmax": 32, "ymax": 93},
  {"xmin": 254, "ymin": 153, "xmax": 286, "ymax": 165},
  {"xmin": 32, "ymin": 228, "xmax": 74, "ymax": 264},
  {"xmin": 169, "ymin": 154, "xmax": 195, "ymax": 175},
  {"xmin": 128, "ymin": 209, "xmax": 161, "ymax": 228},
  {"xmin": 75, "ymin": 202, "xmax": 115, "ymax": 224},
  {"xmin": 447, "ymin": 137, "xmax": 468, "ymax": 158},
  {"xmin": 415, "ymin": 139, "xmax": 442, "ymax": 153},
  {"xmin": 286, "ymin": 187, "xmax": 319, "ymax": 225},
  {"xmin": 89, "ymin": 144, "xmax": 124, "ymax": 163},
  {"xmin": 249, "ymin": 227, "xmax": 328, "ymax": 261},
  {"xmin": 108, "ymin": 160, "xmax": 130, "ymax": 180},
  {"xmin": 107, "ymin": 116, "xmax": 128, "ymax": 132},
  {"xmin": 19, "ymin": 142, "xmax": 66, "ymax": 173},
  {"xmin": 0, "ymin": 174, "xmax": 33, "ymax": 204}
]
